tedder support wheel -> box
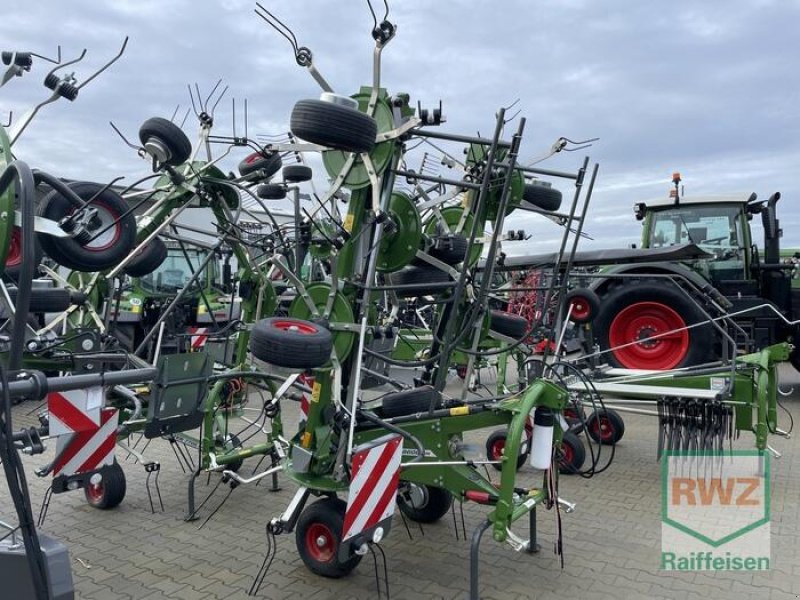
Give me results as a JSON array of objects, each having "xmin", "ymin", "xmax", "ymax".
[
  {"xmin": 564, "ymin": 288, "xmax": 600, "ymax": 325},
  {"xmin": 557, "ymin": 431, "xmax": 586, "ymax": 475},
  {"xmin": 282, "ymin": 164, "xmax": 313, "ymax": 183},
  {"xmin": 389, "ymin": 264, "xmax": 453, "ymax": 298},
  {"xmin": 485, "ymin": 427, "xmax": 530, "ymax": 471},
  {"xmin": 84, "ymin": 462, "xmax": 127, "ymax": 509},
  {"xmin": 238, "ymin": 151, "xmax": 282, "ymax": 178},
  {"xmin": 427, "ymin": 234, "xmax": 468, "ymax": 266},
  {"xmin": 256, "ymin": 184, "xmax": 287, "ymax": 200},
  {"xmin": 250, "ymin": 317, "xmax": 333, "ymax": 369},
  {"xmin": 296, "ymin": 497, "xmax": 362, "ymax": 578},
  {"xmin": 523, "ymin": 181, "xmax": 562, "ymax": 212},
  {"xmin": 290, "ymin": 99, "xmax": 378, "ymax": 154},
  {"xmin": 489, "ymin": 310, "xmax": 529, "ymax": 339},
  {"xmin": 586, "ymin": 408, "xmax": 625, "ymax": 445},
  {"xmin": 397, "ymin": 483, "xmax": 453, "ymax": 523},
  {"xmin": 37, "ymin": 182, "xmax": 137, "ymax": 273},
  {"xmin": 123, "ymin": 237, "xmax": 168, "ymax": 278},
  {"xmin": 378, "ymin": 386, "xmax": 442, "ymax": 418},
  {"xmin": 593, "ymin": 279, "xmax": 712, "ymax": 370},
  {"xmin": 138, "ymin": 117, "xmax": 192, "ymax": 167}
]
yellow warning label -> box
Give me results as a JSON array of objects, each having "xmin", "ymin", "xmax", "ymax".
[
  {"xmin": 311, "ymin": 382, "xmax": 322, "ymax": 403},
  {"xmin": 131, "ymin": 305, "xmax": 141, "ymax": 314},
  {"xmin": 449, "ymin": 406, "xmax": 470, "ymax": 416},
  {"xmin": 343, "ymin": 213, "xmax": 355, "ymax": 233}
]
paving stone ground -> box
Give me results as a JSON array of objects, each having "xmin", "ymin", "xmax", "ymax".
[{"xmin": 3, "ymin": 364, "xmax": 799, "ymax": 599}]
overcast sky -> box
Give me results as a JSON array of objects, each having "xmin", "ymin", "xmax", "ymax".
[{"xmin": 3, "ymin": 0, "xmax": 799, "ymax": 254}]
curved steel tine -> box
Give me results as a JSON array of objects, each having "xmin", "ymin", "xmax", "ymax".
[
  {"xmin": 44, "ymin": 48, "xmax": 87, "ymax": 82},
  {"xmin": 30, "ymin": 45, "xmax": 61, "ymax": 64},
  {"xmin": 77, "ymin": 36, "xmax": 128, "ymax": 90}
]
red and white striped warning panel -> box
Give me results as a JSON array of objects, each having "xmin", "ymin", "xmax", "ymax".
[
  {"xmin": 48, "ymin": 388, "xmax": 118, "ymax": 477},
  {"xmin": 188, "ymin": 327, "xmax": 210, "ymax": 350},
  {"xmin": 342, "ymin": 434, "xmax": 403, "ymax": 543}
]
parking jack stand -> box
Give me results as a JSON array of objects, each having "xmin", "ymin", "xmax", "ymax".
[
  {"xmin": 527, "ymin": 506, "xmax": 540, "ymax": 553},
  {"xmin": 469, "ymin": 519, "xmax": 492, "ymax": 600},
  {"xmin": 184, "ymin": 468, "xmax": 202, "ymax": 521}
]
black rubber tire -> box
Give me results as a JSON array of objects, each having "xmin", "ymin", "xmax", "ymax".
[
  {"xmin": 250, "ymin": 317, "xmax": 333, "ymax": 369},
  {"xmin": 428, "ymin": 234, "xmax": 468, "ymax": 265},
  {"xmin": 557, "ymin": 431, "xmax": 586, "ymax": 475},
  {"xmin": 138, "ymin": 117, "xmax": 192, "ymax": 167},
  {"xmin": 586, "ymin": 408, "xmax": 625, "ymax": 445},
  {"xmin": 389, "ymin": 265, "xmax": 452, "ymax": 298},
  {"xmin": 523, "ymin": 182, "xmax": 562, "ymax": 211},
  {"xmin": 379, "ymin": 386, "xmax": 441, "ymax": 418},
  {"xmin": 485, "ymin": 428, "xmax": 528, "ymax": 471},
  {"xmin": 37, "ymin": 182, "xmax": 137, "ymax": 273},
  {"xmin": 489, "ymin": 310, "xmax": 528, "ymax": 339},
  {"xmin": 123, "ymin": 238, "xmax": 168, "ymax": 278},
  {"xmin": 594, "ymin": 279, "xmax": 713, "ymax": 370},
  {"xmin": 6, "ymin": 287, "xmax": 72, "ymax": 313},
  {"xmin": 291, "ymin": 99, "xmax": 378, "ymax": 154},
  {"xmin": 296, "ymin": 498, "xmax": 362, "ymax": 578},
  {"xmin": 4, "ymin": 226, "xmax": 43, "ymax": 281},
  {"xmin": 256, "ymin": 184, "xmax": 287, "ymax": 200},
  {"xmin": 283, "ymin": 164, "xmax": 313, "ymax": 183},
  {"xmin": 564, "ymin": 288, "xmax": 600, "ymax": 325},
  {"xmin": 397, "ymin": 484, "xmax": 453, "ymax": 524},
  {"xmin": 238, "ymin": 151, "xmax": 282, "ymax": 178},
  {"xmin": 84, "ymin": 462, "xmax": 127, "ymax": 509}
]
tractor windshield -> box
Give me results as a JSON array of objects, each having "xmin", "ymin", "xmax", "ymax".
[{"xmin": 138, "ymin": 249, "xmax": 213, "ymax": 295}]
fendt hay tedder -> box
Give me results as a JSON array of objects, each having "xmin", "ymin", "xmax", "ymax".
[{"xmin": 0, "ymin": 3, "xmax": 792, "ymax": 600}]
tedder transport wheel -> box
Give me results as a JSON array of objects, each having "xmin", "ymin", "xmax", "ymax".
[
  {"xmin": 123, "ymin": 237, "xmax": 167, "ymax": 278},
  {"xmin": 557, "ymin": 431, "xmax": 586, "ymax": 475},
  {"xmin": 138, "ymin": 117, "xmax": 193, "ymax": 167},
  {"xmin": 389, "ymin": 264, "xmax": 453, "ymax": 298},
  {"xmin": 586, "ymin": 408, "xmax": 625, "ymax": 445},
  {"xmin": 4, "ymin": 226, "xmax": 43, "ymax": 281},
  {"xmin": 564, "ymin": 288, "xmax": 600, "ymax": 325},
  {"xmin": 84, "ymin": 462, "xmax": 127, "ymax": 509},
  {"xmin": 250, "ymin": 317, "xmax": 333, "ymax": 369},
  {"xmin": 256, "ymin": 184, "xmax": 287, "ymax": 200},
  {"xmin": 485, "ymin": 426, "xmax": 530, "ymax": 471},
  {"xmin": 282, "ymin": 164, "xmax": 313, "ymax": 183},
  {"xmin": 397, "ymin": 483, "xmax": 453, "ymax": 524},
  {"xmin": 291, "ymin": 99, "xmax": 378, "ymax": 154},
  {"xmin": 489, "ymin": 310, "xmax": 528, "ymax": 339},
  {"xmin": 427, "ymin": 234, "xmax": 468, "ymax": 265},
  {"xmin": 296, "ymin": 497, "xmax": 362, "ymax": 578},
  {"xmin": 523, "ymin": 181, "xmax": 562, "ymax": 212},
  {"xmin": 378, "ymin": 386, "xmax": 442, "ymax": 418},
  {"xmin": 593, "ymin": 280, "xmax": 712, "ymax": 370},
  {"xmin": 37, "ymin": 182, "xmax": 137, "ymax": 273}
]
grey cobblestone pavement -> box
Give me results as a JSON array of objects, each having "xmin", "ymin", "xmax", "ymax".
[{"xmin": 3, "ymin": 365, "xmax": 799, "ymax": 599}]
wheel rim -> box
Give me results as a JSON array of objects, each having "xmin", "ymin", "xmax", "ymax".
[
  {"xmin": 272, "ymin": 319, "xmax": 318, "ymax": 335},
  {"xmin": 569, "ymin": 297, "xmax": 591, "ymax": 321},
  {"xmin": 86, "ymin": 479, "xmax": 105, "ymax": 504},
  {"xmin": 6, "ymin": 228, "xmax": 21, "ymax": 266},
  {"xmin": 608, "ymin": 301, "xmax": 689, "ymax": 369},
  {"xmin": 78, "ymin": 202, "xmax": 122, "ymax": 252},
  {"xmin": 591, "ymin": 416, "xmax": 615, "ymax": 442},
  {"xmin": 560, "ymin": 442, "xmax": 574, "ymax": 466},
  {"xmin": 305, "ymin": 522, "xmax": 336, "ymax": 563},
  {"xmin": 489, "ymin": 438, "xmax": 506, "ymax": 461}
]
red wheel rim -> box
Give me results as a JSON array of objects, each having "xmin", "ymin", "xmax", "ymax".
[
  {"xmin": 245, "ymin": 152, "xmax": 262, "ymax": 164},
  {"xmin": 74, "ymin": 201, "xmax": 122, "ymax": 252},
  {"xmin": 569, "ymin": 297, "xmax": 591, "ymax": 320},
  {"xmin": 591, "ymin": 416, "xmax": 615, "ymax": 442},
  {"xmin": 272, "ymin": 319, "xmax": 318, "ymax": 335},
  {"xmin": 563, "ymin": 407, "xmax": 579, "ymax": 421},
  {"xmin": 608, "ymin": 301, "xmax": 688, "ymax": 369},
  {"xmin": 560, "ymin": 442, "xmax": 574, "ymax": 466},
  {"xmin": 489, "ymin": 438, "xmax": 506, "ymax": 460},
  {"xmin": 6, "ymin": 228, "xmax": 21, "ymax": 266},
  {"xmin": 305, "ymin": 522, "xmax": 336, "ymax": 563},
  {"xmin": 86, "ymin": 480, "xmax": 105, "ymax": 503}
]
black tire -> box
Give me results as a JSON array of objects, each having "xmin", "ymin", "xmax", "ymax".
[
  {"xmin": 84, "ymin": 462, "xmax": 127, "ymax": 509},
  {"xmin": 389, "ymin": 265, "xmax": 453, "ymax": 298},
  {"xmin": 523, "ymin": 182, "xmax": 562, "ymax": 211},
  {"xmin": 283, "ymin": 164, "xmax": 313, "ymax": 183},
  {"xmin": 428, "ymin": 234, "xmax": 468, "ymax": 265},
  {"xmin": 138, "ymin": 117, "xmax": 192, "ymax": 167},
  {"xmin": 250, "ymin": 317, "xmax": 333, "ymax": 369},
  {"xmin": 291, "ymin": 99, "xmax": 378, "ymax": 154},
  {"xmin": 4, "ymin": 226, "xmax": 43, "ymax": 281},
  {"xmin": 238, "ymin": 151, "xmax": 282, "ymax": 178},
  {"xmin": 557, "ymin": 431, "xmax": 586, "ymax": 475},
  {"xmin": 37, "ymin": 182, "xmax": 137, "ymax": 273},
  {"xmin": 489, "ymin": 310, "xmax": 528, "ymax": 339},
  {"xmin": 594, "ymin": 279, "xmax": 713, "ymax": 370},
  {"xmin": 397, "ymin": 484, "xmax": 453, "ymax": 524},
  {"xmin": 485, "ymin": 428, "xmax": 528, "ymax": 471},
  {"xmin": 256, "ymin": 184, "xmax": 287, "ymax": 200},
  {"xmin": 379, "ymin": 386, "xmax": 441, "ymax": 418},
  {"xmin": 564, "ymin": 288, "xmax": 600, "ymax": 325},
  {"xmin": 123, "ymin": 238, "xmax": 168, "ymax": 278},
  {"xmin": 586, "ymin": 408, "xmax": 625, "ymax": 445},
  {"xmin": 6, "ymin": 287, "xmax": 72, "ymax": 313},
  {"xmin": 296, "ymin": 498, "xmax": 362, "ymax": 578}
]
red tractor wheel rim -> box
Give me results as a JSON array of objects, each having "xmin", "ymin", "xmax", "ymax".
[
  {"xmin": 561, "ymin": 442, "xmax": 574, "ymax": 466},
  {"xmin": 305, "ymin": 523, "xmax": 336, "ymax": 563},
  {"xmin": 489, "ymin": 438, "xmax": 506, "ymax": 460},
  {"xmin": 591, "ymin": 416, "xmax": 615, "ymax": 442},
  {"xmin": 86, "ymin": 480, "xmax": 105, "ymax": 503},
  {"xmin": 569, "ymin": 297, "xmax": 591, "ymax": 320},
  {"xmin": 6, "ymin": 228, "xmax": 21, "ymax": 266},
  {"xmin": 608, "ymin": 301, "xmax": 688, "ymax": 369},
  {"xmin": 272, "ymin": 320, "xmax": 318, "ymax": 335}
]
